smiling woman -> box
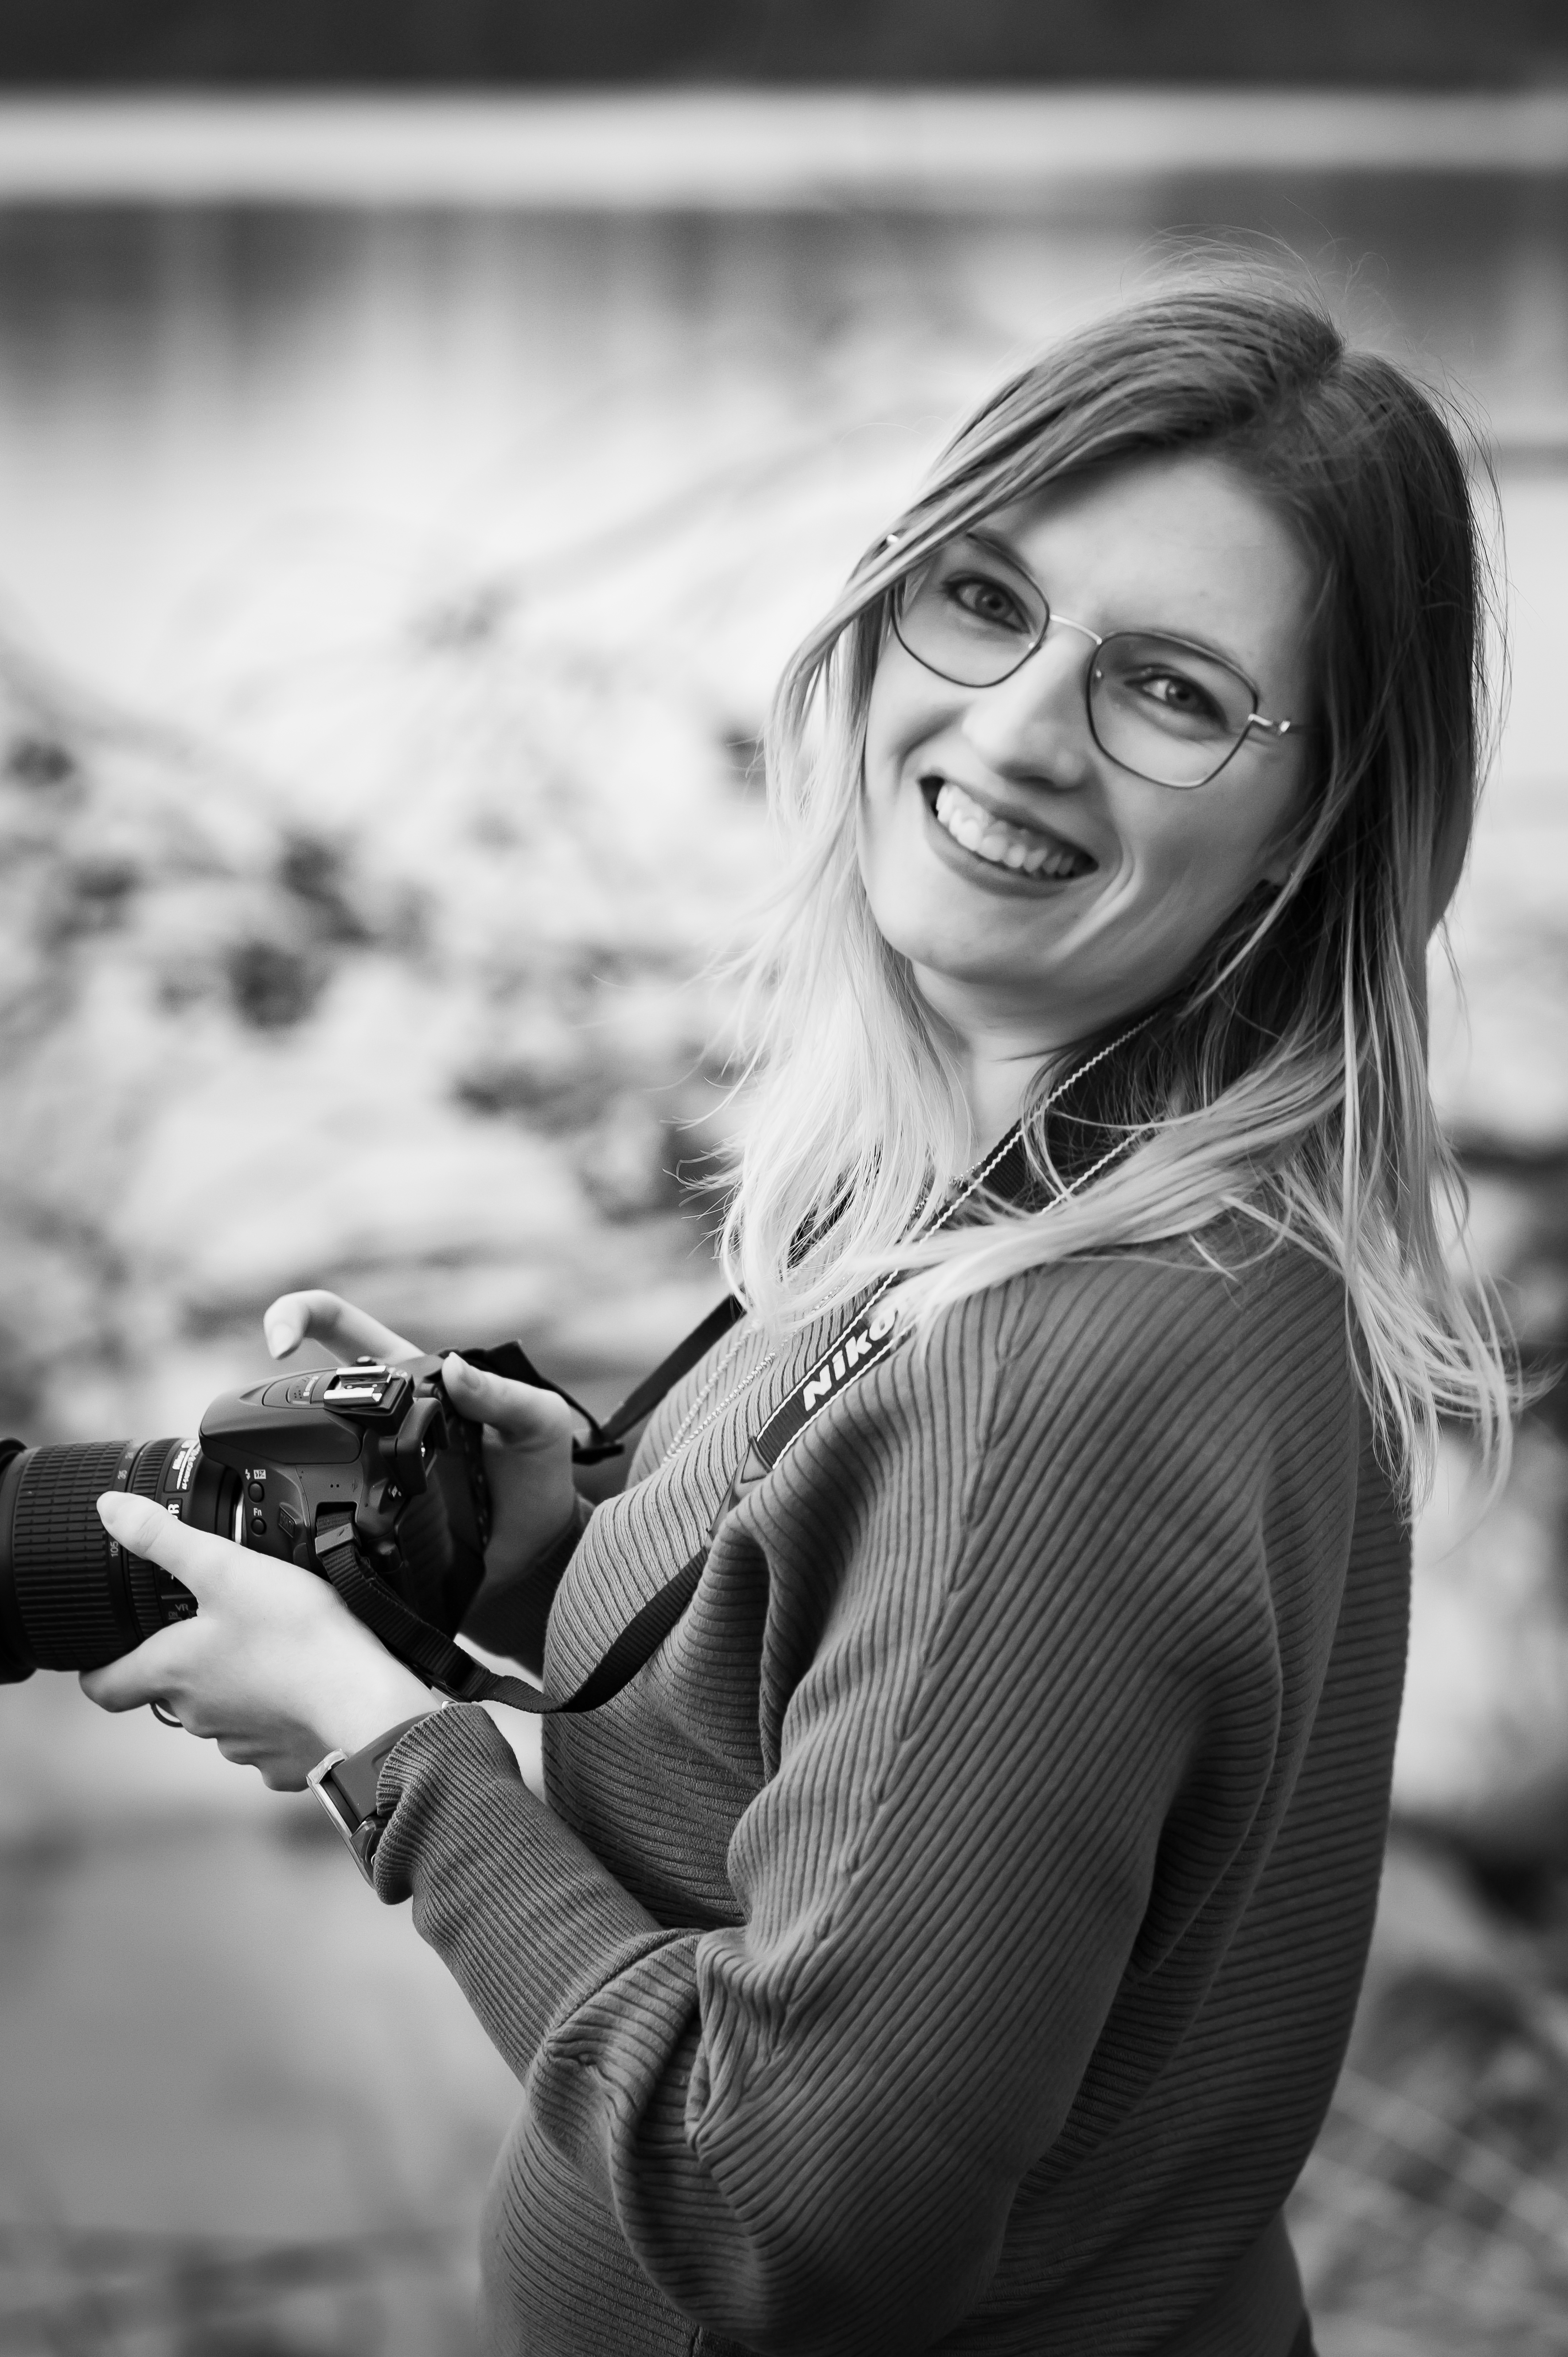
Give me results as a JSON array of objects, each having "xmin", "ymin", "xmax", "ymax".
[
  {"xmin": 858, "ymin": 456, "xmax": 1314, "ymax": 1124},
  {"xmin": 80, "ymin": 277, "xmax": 1514, "ymax": 2357},
  {"xmin": 735, "ymin": 285, "xmax": 1509, "ymax": 1486}
]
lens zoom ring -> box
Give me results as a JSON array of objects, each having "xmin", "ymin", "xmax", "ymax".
[
  {"xmin": 11, "ymin": 1442, "xmax": 134, "ymax": 1669},
  {"xmin": 126, "ymin": 1438, "xmax": 183, "ymax": 1635}
]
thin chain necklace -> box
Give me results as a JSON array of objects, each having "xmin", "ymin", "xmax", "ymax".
[{"xmin": 660, "ymin": 1016, "xmax": 1150, "ymax": 1466}]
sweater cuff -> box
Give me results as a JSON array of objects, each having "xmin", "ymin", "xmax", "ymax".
[{"xmin": 369, "ymin": 1700, "xmax": 671, "ymax": 2074}]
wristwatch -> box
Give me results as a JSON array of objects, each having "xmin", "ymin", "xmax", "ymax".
[{"xmin": 307, "ymin": 1708, "xmax": 444, "ymax": 1882}]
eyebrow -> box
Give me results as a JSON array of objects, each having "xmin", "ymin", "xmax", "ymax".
[{"xmin": 959, "ymin": 523, "xmax": 1264, "ymax": 695}]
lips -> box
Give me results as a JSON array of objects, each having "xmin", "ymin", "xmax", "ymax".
[{"xmin": 923, "ymin": 776, "xmax": 1096, "ymax": 881}]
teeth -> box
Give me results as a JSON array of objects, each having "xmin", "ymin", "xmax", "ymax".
[{"xmin": 932, "ymin": 781, "xmax": 1086, "ymax": 879}]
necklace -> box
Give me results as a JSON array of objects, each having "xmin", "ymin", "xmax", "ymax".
[{"xmin": 660, "ymin": 1325, "xmax": 762, "ymax": 1458}]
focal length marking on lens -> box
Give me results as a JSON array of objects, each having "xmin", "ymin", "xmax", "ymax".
[{"xmin": 168, "ymin": 1438, "xmax": 200, "ymax": 1493}]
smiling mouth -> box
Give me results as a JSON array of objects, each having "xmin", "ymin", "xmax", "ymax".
[{"xmin": 924, "ymin": 778, "xmax": 1096, "ymax": 881}]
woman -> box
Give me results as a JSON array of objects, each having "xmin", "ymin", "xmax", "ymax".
[{"xmin": 86, "ymin": 282, "xmax": 1511, "ymax": 2357}]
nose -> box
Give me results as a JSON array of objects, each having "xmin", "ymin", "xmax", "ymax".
[{"xmin": 956, "ymin": 621, "xmax": 1098, "ymax": 790}]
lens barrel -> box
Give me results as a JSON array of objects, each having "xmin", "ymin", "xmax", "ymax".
[{"xmin": 0, "ymin": 1437, "xmax": 237, "ymax": 1679}]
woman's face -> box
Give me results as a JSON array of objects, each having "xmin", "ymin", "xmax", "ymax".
[{"xmin": 858, "ymin": 451, "xmax": 1317, "ymax": 1055}]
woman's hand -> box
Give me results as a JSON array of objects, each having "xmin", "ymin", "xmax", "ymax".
[
  {"xmin": 263, "ymin": 1288, "xmax": 421, "ymax": 1367},
  {"xmin": 441, "ymin": 1356, "xmax": 579, "ymax": 1590},
  {"xmin": 80, "ymin": 1492, "xmax": 436, "ymax": 1789},
  {"xmin": 263, "ymin": 1289, "xmax": 580, "ymax": 1586}
]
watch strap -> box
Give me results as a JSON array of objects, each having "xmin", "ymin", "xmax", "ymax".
[{"xmin": 307, "ymin": 1711, "xmax": 440, "ymax": 1882}]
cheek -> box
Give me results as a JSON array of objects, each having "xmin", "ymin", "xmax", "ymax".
[
  {"xmin": 1108, "ymin": 803, "xmax": 1284, "ymax": 965},
  {"xmin": 1135, "ymin": 778, "xmax": 1299, "ymax": 901},
  {"xmin": 863, "ymin": 642, "xmax": 953, "ymax": 779}
]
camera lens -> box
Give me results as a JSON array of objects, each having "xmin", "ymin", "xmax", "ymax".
[{"xmin": 0, "ymin": 1437, "xmax": 240, "ymax": 1680}]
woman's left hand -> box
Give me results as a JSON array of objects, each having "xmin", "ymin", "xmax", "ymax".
[{"xmin": 80, "ymin": 1491, "xmax": 437, "ymax": 1790}]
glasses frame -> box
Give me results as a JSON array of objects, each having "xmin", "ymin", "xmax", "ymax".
[{"xmin": 888, "ymin": 543, "xmax": 1303, "ymax": 792}]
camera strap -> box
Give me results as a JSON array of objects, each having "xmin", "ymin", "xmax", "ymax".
[
  {"xmin": 319, "ymin": 1022, "xmax": 1147, "ymax": 1720},
  {"xmin": 450, "ymin": 1293, "xmax": 749, "ymax": 1466},
  {"xmin": 312, "ymin": 1243, "xmax": 945, "ymax": 1716},
  {"xmin": 308, "ymin": 1133, "xmax": 1034, "ymax": 1718}
]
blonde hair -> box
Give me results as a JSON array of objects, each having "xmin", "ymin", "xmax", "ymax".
[{"xmin": 718, "ymin": 281, "xmax": 1514, "ymax": 1501}]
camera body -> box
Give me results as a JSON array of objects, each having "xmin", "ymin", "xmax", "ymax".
[{"xmin": 0, "ymin": 1357, "xmax": 490, "ymax": 1679}]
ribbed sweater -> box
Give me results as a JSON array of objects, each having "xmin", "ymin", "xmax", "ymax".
[{"xmin": 372, "ymin": 1232, "xmax": 1409, "ymax": 2357}]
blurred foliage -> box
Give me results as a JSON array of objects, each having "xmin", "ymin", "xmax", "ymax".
[
  {"xmin": 0, "ymin": 643, "xmax": 328, "ymax": 1429},
  {"xmin": 0, "ymin": 559, "xmax": 764, "ymax": 1437}
]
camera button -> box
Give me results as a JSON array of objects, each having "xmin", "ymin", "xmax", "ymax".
[
  {"xmin": 246, "ymin": 1478, "xmax": 265, "ymax": 1501},
  {"xmin": 248, "ymin": 1509, "xmax": 267, "ymax": 1536}
]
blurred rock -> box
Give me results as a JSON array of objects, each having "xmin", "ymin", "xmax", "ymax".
[
  {"xmin": 1396, "ymin": 1427, "xmax": 1568, "ymax": 1866},
  {"xmin": 1398, "ymin": 765, "xmax": 1568, "ymax": 1875},
  {"xmin": 1290, "ymin": 1830, "xmax": 1568, "ymax": 2357}
]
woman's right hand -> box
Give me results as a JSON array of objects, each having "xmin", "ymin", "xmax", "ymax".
[
  {"xmin": 263, "ymin": 1288, "xmax": 421, "ymax": 1368},
  {"xmin": 262, "ymin": 1290, "xmax": 579, "ymax": 1587}
]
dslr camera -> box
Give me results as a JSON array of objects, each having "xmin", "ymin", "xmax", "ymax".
[{"xmin": 0, "ymin": 1356, "xmax": 488, "ymax": 1681}]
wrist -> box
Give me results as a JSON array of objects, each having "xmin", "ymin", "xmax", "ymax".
[
  {"xmin": 313, "ymin": 1658, "xmax": 438, "ymax": 1759},
  {"xmin": 308, "ymin": 1706, "xmax": 441, "ymax": 1884}
]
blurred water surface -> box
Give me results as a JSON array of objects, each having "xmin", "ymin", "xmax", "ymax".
[{"xmin": 0, "ymin": 97, "xmax": 1566, "ymax": 2357}]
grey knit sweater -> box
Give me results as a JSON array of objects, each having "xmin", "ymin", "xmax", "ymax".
[{"xmin": 373, "ymin": 1234, "xmax": 1408, "ymax": 2356}]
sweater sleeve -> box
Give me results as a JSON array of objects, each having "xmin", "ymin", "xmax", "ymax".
[{"xmin": 372, "ymin": 1253, "xmax": 1347, "ymax": 2355}]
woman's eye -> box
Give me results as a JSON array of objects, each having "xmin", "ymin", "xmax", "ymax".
[
  {"xmin": 945, "ymin": 572, "xmax": 1032, "ymax": 633},
  {"xmin": 1133, "ymin": 668, "xmax": 1224, "ymax": 723}
]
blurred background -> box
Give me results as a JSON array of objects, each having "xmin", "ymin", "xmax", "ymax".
[{"xmin": 0, "ymin": 9, "xmax": 1567, "ymax": 2355}]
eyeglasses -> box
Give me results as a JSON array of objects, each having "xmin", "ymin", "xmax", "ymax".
[{"xmin": 890, "ymin": 534, "xmax": 1303, "ymax": 791}]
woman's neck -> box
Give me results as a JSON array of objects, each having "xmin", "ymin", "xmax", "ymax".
[
  {"xmin": 909, "ymin": 973, "xmax": 1066, "ymax": 1162},
  {"xmin": 949, "ymin": 1034, "xmax": 1060, "ymax": 1164}
]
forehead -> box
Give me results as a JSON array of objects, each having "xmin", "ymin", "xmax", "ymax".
[{"xmin": 985, "ymin": 451, "xmax": 1318, "ymax": 699}]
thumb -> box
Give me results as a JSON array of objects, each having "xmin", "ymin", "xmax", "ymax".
[
  {"xmin": 442, "ymin": 1355, "xmax": 576, "ymax": 1449},
  {"xmin": 96, "ymin": 1490, "xmax": 234, "ymax": 1600}
]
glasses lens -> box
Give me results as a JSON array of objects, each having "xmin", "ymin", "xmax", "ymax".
[
  {"xmin": 1089, "ymin": 632, "xmax": 1257, "ymax": 788},
  {"xmin": 893, "ymin": 538, "xmax": 1048, "ymax": 688}
]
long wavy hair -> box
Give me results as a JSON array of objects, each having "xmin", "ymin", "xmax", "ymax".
[{"xmin": 717, "ymin": 280, "xmax": 1513, "ymax": 1497}]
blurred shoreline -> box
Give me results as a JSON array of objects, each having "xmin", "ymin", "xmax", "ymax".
[{"xmin": 2, "ymin": 89, "xmax": 1568, "ymax": 207}]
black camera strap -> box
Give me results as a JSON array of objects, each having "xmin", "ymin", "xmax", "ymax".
[
  {"xmin": 451, "ymin": 1292, "xmax": 748, "ymax": 1467},
  {"xmin": 314, "ymin": 1516, "xmax": 714, "ymax": 1716},
  {"xmin": 311, "ymin": 1253, "xmax": 932, "ymax": 1717},
  {"xmin": 320, "ymin": 1024, "xmax": 1147, "ymax": 1720},
  {"xmin": 313, "ymin": 1243, "xmax": 942, "ymax": 1716}
]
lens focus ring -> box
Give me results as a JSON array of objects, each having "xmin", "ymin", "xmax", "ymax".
[{"xmin": 11, "ymin": 1442, "xmax": 138, "ymax": 1670}]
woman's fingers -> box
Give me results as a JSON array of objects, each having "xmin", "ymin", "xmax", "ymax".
[
  {"xmin": 80, "ymin": 1493, "xmax": 436, "ymax": 1778},
  {"xmin": 83, "ymin": 1493, "xmax": 233, "ymax": 1716},
  {"xmin": 81, "ymin": 1633, "xmax": 194, "ymax": 1714},
  {"xmin": 95, "ymin": 1489, "xmax": 234, "ymax": 1599},
  {"xmin": 263, "ymin": 1289, "xmax": 419, "ymax": 1365},
  {"xmin": 442, "ymin": 1355, "xmax": 576, "ymax": 1450}
]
